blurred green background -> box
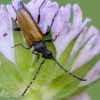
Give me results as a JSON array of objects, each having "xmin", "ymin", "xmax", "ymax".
[{"xmin": 0, "ymin": 0, "xmax": 100, "ymax": 100}]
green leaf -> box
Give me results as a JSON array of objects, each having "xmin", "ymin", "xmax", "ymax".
[{"xmin": 0, "ymin": 52, "xmax": 23, "ymax": 97}]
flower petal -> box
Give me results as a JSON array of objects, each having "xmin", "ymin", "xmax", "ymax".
[
  {"xmin": 0, "ymin": 5, "xmax": 14, "ymax": 62},
  {"xmin": 51, "ymin": 4, "xmax": 71, "ymax": 38},
  {"xmin": 70, "ymin": 27, "xmax": 87, "ymax": 58},
  {"xmin": 71, "ymin": 26, "xmax": 100, "ymax": 71},
  {"xmin": 80, "ymin": 18, "xmax": 92, "ymax": 30},
  {"xmin": 71, "ymin": 4, "xmax": 82, "ymax": 30},
  {"xmin": 53, "ymin": 4, "xmax": 91, "ymax": 58}
]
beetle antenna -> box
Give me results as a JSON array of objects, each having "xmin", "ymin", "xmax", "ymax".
[
  {"xmin": 52, "ymin": 58, "xmax": 87, "ymax": 81},
  {"xmin": 22, "ymin": 59, "xmax": 46, "ymax": 96},
  {"xmin": 11, "ymin": 2, "xmax": 17, "ymax": 12}
]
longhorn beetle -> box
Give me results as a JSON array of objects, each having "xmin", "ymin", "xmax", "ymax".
[{"xmin": 11, "ymin": 1, "xmax": 87, "ymax": 96}]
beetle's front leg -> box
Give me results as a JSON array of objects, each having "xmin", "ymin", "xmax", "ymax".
[
  {"xmin": 44, "ymin": 35, "xmax": 58, "ymax": 43},
  {"xmin": 12, "ymin": 43, "xmax": 32, "ymax": 49}
]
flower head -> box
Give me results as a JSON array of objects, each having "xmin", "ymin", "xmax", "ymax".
[{"xmin": 0, "ymin": 0, "xmax": 100, "ymax": 100}]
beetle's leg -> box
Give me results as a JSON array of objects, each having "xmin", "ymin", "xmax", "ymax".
[
  {"xmin": 13, "ymin": 18, "xmax": 21, "ymax": 31},
  {"xmin": 12, "ymin": 43, "xmax": 32, "ymax": 49},
  {"xmin": 37, "ymin": 0, "xmax": 45, "ymax": 24},
  {"xmin": 43, "ymin": 12, "xmax": 58, "ymax": 36},
  {"xmin": 13, "ymin": 27, "xmax": 21, "ymax": 31},
  {"xmin": 44, "ymin": 35, "xmax": 57, "ymax": 43},
  {"xmin": 32, "ymin": 50, "xmax": 40, "ymax": 62}
]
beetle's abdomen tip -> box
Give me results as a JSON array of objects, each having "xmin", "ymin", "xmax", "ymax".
[{"xmin": 18, "ymin": 1, "xmax": 24, "ymax": 9}]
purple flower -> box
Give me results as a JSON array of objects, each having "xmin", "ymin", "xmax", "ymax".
[{"xmin": 0, "ymin": 0, "xmax": 100, "ymax": 100}]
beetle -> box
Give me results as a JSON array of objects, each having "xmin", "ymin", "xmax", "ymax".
[{"xmin": 11, "ymin": 1, "xmax": 87, "ymax": 96}]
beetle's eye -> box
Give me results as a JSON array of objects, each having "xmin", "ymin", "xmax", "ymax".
[{"xmin": 47, "ymin": 51, "xmax": 52, "ymax": 55}]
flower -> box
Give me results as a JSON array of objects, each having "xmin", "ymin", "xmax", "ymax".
[{"xmin": 0, "ymin": 0, "xmax": 100, "ymax": 100}]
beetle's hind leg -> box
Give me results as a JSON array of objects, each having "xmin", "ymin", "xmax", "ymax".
[{"xmin": 12, "ymin": 43, "xmax": 32, "ymax": 49}]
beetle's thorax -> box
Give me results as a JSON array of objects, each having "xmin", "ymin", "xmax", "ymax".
[{"xmin": 34, "ymin": 41, "xmax": 54, "ymax": 59}]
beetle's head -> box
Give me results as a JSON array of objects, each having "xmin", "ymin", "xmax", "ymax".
[{"xmin": 42, "ymin": 50, "xmax": 54, "ymax": 59}]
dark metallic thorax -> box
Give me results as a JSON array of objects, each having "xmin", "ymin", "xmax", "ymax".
[{"xmin": 34, "ymin": 41, "xmax": 53, "ymax": 59}]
